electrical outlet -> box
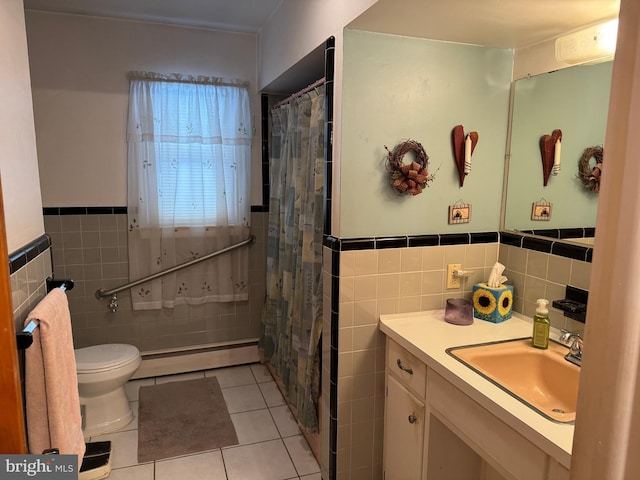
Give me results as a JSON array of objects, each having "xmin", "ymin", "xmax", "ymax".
[{"xmin": 447, "ymin": 264, "xmax": 462, "ymax": 289}]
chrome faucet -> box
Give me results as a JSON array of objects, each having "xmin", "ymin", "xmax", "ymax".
[{"xmin": 559, "ymin": 329, "xmax": 583, "ymax": 367}]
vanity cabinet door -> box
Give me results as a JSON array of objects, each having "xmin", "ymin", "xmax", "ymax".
[{"xmin": 384, "ymin": 373, "xmax": 425, "ymax": 480}]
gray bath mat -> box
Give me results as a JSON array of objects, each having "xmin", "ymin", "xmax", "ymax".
[{"xmin": 137, "ymin": 377, "xmax": 238, "ymax": 462}]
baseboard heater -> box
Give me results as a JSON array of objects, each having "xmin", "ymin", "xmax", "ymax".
[{"xmin": 132, "ymin": 338, "xmax": 260, "ymax": 379}]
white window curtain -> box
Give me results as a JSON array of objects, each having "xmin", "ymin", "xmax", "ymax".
[{"xmin": 126, "ymin": 71, "xmax": 252, "ymax": 310}]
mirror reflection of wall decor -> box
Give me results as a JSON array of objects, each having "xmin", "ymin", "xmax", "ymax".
[
  {"xmin": 385, "ymin": 139, "xmax": 434, "ymax": 196},
  {"xmin": 504, "ymin": 61, "xmax": 612, "ymax": 233},
  {"xmin": 451, "ymin": 125, "xmax": 478, "ymax": 186},
  {"xmin": 578, "ymin": 145, "xmax": 604, "ymax": 193},
  {"xmin": 539, "ymin": 129, "xmax": 562, "ymax": 186}
]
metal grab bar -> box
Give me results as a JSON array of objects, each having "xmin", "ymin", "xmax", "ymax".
[{"xmin": 95, "ymin": 234, "xmax": 256, "ymax": 300}]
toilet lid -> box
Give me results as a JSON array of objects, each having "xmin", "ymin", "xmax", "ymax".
[{"xmin": 75, "ymin": 344, "xmax": 140, "ymax": 373}]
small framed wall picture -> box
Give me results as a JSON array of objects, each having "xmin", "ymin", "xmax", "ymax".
[
  {"xmin": 531, "ymin": 201, "xmax": 552, "ymax": 220},
  {"xmin": 448, "ymin": 203, "xmax": 471, "ymax": 224}
]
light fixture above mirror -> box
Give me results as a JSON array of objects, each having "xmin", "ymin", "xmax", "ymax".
[{"xmin": 555, "ymin": 18, "xmax": 618, "ymax": 65}]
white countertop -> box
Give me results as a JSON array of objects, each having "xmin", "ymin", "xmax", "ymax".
[{"xmin": 379, "ymin": 309, "xmax": 574, "ymax": 468}]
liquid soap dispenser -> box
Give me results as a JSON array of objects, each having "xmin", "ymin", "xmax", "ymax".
[{"xmin": 532, "ymin": 299, "xmax": 550, "ymax": 349}]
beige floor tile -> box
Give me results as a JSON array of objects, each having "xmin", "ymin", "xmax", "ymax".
[
  {"xmin": 222, "ymin": 384, "xmax": 267, "ymax": 413},
  {"xmin": 250, "ymin": 363, "xmax": 273, "ymax": 383},
  {"xmin": 269, "ymin": 405, "xmax": 301, "ymax": 438},
  {"xmin": 300, "ymin": 474, "xmax": 322, "ymax": 480},
  {"xmin": 90, "ymin": 430, "xmax": 142, "ymax": 469},
  {"xmin": 119, "ymin": 401, "xmax": 138, "ymax": 432},
  {"xmin": 106, "ymin": 464, "xmax": 154, "ymax": 480},
  {"xmin": 205, "ymin": 364, "xmax": 256, "ymax": 388},
  {"xmin": 284, "ymin": 435, "xmax": 321, "ymax": 476},
  {"xmin": 154, "ymin": 371, "xmax": 205, "ymax": 384},
  {"xmin": 124, "ymin": 378, "xmax": 155, "ymax": 402},
  {"xmin": 230, "ymin": 408, "xmax": 280, "ymax": 445},
  {"xmin": 155, "ymin": 451, "xmax": 227, "ymax": 480},
  {"xmin": 259, "ymin": 380, "xmax": 285, "ymax": 407},
  {"xmin": 223, "ymin": 439, "xmax": 297, "ymax": 480},
  {"xmin": 92, "ymin": 366, "xmax": 319, "ymax": 480}
]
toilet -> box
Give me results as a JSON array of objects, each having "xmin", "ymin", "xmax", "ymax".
[{"xmin": 75, "ymin": 344, "xmax": 142, "ymax": 437}]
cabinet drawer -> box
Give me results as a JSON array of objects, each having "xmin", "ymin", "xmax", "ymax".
[{"xmin": 387, "ymin": 339, "xmax": 426, "ymax": 398}]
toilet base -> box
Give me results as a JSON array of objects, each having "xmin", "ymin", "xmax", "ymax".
[{"xmin": 80, "ymin": 386, "xmax": 134, "ymax": 438}]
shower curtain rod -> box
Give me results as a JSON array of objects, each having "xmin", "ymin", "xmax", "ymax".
[{"xmin": 272, "ymin": 77, "xmax": 325, "ymax": 109}]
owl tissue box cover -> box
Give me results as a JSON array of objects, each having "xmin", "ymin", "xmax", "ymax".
[{"xmin": 472, "ymin": 283, "xmax": 514, "ymax": 323}]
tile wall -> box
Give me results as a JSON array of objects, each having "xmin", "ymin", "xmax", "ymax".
[
  {"xmin": 321, "ymin": 231, "xmax": 591, "ymax": 480},
  {"xmin": 500, "ymin": 231, "xmax": 592, "ymax": 336},
  {"xmin": 9, "ymin": 235, "xmax": 54, "ymax": 396},
  {"xmin": 322, "ymin": 236, "xmax": 500, "ymax": 480},
  {"xmin": 42, "ymin": 208, "xmax": 267, "ymax": 352},
  {"xmin": 499, "ymin": 243, "xmax": 590, "ymax": 334},
  {"xmin": 6, "ymin": 226, "xmax": 591, "ymax": 480},
  {"xmin": 10, "ymin": 235, "xmax": 53, "ymax": 333}
]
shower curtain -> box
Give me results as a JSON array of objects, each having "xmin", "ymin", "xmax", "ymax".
[{"xmin": 260, "ymin": 86, "xmax": 325, "ymax": 432}]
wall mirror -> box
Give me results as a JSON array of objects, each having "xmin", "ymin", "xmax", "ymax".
[{"xmin": 502, "ymin": 61, "xmax": 613, "ymax": 244}]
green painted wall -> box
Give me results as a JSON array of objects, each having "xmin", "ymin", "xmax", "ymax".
[
  {"xmin": 505, "ymin": 61, "xmax": 612, "ymax": 231},
  {"xmin": 340, "ymin": 29, "xmax": 513, "ymax": 238}
]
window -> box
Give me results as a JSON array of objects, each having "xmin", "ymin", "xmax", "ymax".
[
  {"xmin": 126, "ymin": 72, "xmax": 252, "ymax": 309},
  {"xmin": 127, "ymin": 72, "xmax": 252, "ymax": 229}
]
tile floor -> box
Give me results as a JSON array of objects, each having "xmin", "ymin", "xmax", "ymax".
[{"xmin": 90, "ymin": 363, "xmax": 321, "ymax": 480}]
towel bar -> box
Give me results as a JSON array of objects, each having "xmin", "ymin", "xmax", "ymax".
[
  {"xmin": 46, "ymin": 277, "xmax": 75, "ymax": 293},
  {"xmin": 16, "ymin": 278, "xmax": 74, "ymax": 350}
]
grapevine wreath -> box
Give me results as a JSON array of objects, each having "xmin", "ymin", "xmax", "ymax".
[
  {"xmin": 578, "ymin": 145, "xmax": 603, "ymax": 193},
  {"xmin": 385, "ymin": 139, "xmax": 434, "ymax": 196}
]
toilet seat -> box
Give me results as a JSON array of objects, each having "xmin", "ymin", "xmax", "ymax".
[{"xmin": 76, "ymin": 344, "xmax": 140, "ymax": 374}]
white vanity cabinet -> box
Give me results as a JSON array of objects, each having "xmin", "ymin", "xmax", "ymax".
[
  {"xmin": 385, "ymin": 339, "xmax": 488, "ymax": 480},
  {"xmin": 384, "ymin": 337, "xmax": 571, "ymax": 480},
  {"xmin": 384, "ymin": 340, "xmax": 427, "ymax": 479},
  {"xmin": 384, "ymin": 374, "xmax": 425, "ymax": 479}
]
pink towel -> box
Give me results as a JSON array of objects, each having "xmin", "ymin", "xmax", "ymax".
[{"xmin": 24, "ymin": 289, "xmax": 85, "ymax": 467}]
